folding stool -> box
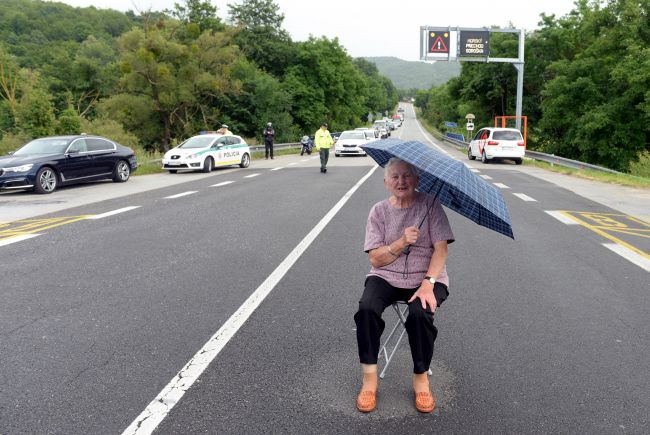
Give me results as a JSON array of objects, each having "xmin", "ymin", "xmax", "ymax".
[{"xmin": 379, "ymin": 301, "xmax": 433, "ymax": 379}]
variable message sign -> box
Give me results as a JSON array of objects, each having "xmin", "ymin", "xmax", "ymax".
[
  {"xmin": 460, "ymin": 31, "xmax": 490, "ymax": 56},
  {"xmin": 427, "ymin": 30, "xmax": 450, "ymax": 54}
]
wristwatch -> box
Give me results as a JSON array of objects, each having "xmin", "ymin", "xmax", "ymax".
[{"xmin": 424, "ymin": 276, "xmax": 436, "ymax": 285}]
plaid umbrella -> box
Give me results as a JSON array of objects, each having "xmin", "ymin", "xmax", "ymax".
[{"xmin": 361, "ymin": 138, "xmax": 514, "ymax": 239}]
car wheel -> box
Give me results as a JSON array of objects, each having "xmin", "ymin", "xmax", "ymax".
[
  {"xmin": 468, "ymin": 147, "xmax": 476, "ymax": 160},
  {"xmin": 169, "ymin": 169, "xmax": 177, "ymax": 174},
  {"xmin": 34, "ymin": 167, "xmax": 57, "ymax": 194},
  {"xmin": 113, "ymin": 160, "xmax": 131, "ymax": 182},
  {"xmin": 202, "ymin": 157, "xmax": 213, "ymax": 173},
  {"xmin": 515, "ymin": 158, "xmax": 523, "ymax": 165},
  {"xmin": 239, "ymin": 153, "xmax": 250, "ymax": 168},
  {"xmin": 481, "ymin": 151, "xmax": 489, "ymax": 164}
]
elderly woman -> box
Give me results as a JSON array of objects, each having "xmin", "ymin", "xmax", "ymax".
[{"xmin": 354, "ymin": 157, "xmax": 454, "ymax": 413}]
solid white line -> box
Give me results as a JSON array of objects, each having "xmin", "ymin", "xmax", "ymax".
[
  {"xmin": 210, "ymin": 181, "xmax": 234, "ymax": 187},
  {"xmin": 0, "ymin": 234, "xmax": 41, "ymax": 247},
  {"xmin": 513, "ymin": 193, "xmax": 537, "ymax": 202},
  {"xmin": 479, "ymin": 174, "xmax": 493, "ymax": 180},
  {"xmin": 545, "ymin": 210, "xmax": 579, "ymax": 225},
  {"xmin": 87, "ymin": 206, "xmax": 141, "ymax": 219},
  {"xmin": 244, "ymin": 173, "xmax": 260, "ymax": 178},
  {"xmin": 271, "ymin": 167, "xmax": 283, "ymax": 171},
  {"xmin": 470, "ymin": 168, "xmax": 480, "ymax": 173},
  {"xmin": 493, "ymin": 183, "xmax": 510, "ymax": 189},
  {"xmin": 414, "ymin": 120, "xmax": 450, "ymax": 155},
  {"xmin": 122, "ymin": 164, "xmax": 381, "ymax": 435},
  {"xmin": 164, "ymin": 191, "xmax": 197, "ymax": 199},
  {"xmin": 602, "ymin": 243, "xmax": 650, "ymax": 272}
]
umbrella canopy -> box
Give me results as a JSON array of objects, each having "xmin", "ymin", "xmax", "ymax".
[{"xmin": 361, "ymin": 138, "xmax": 514, "ymax": 239}]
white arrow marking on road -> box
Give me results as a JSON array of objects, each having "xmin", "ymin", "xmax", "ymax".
[
  {"xmin": 164, "ymin": 191, "xmax": 197, "ymax": 199},
  {"xmin": 122, "ymin": 164, "xmax": 381, "ymax": 435},
  {"xmin": 88, "ymin": 206, "xmax": 141, "ymax": 219}
]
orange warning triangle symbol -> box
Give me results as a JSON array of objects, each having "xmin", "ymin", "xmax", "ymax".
[{"xmin": 430, "ymin": 35, "xmax": 448, "ymax": 53}]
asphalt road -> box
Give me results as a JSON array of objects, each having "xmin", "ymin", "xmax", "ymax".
[{"xmin": 1, "ymin": 107, "xmax": 649, "ymax": 434}]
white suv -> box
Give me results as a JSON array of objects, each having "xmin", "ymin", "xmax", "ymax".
[{"xmin": 468, "ymin": 127, "xmax": 525, "ymax": 164}]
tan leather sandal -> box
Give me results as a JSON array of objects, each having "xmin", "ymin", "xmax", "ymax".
[
  {"xmin": 356, "ymin": 390, "xmax": 377, "ymax": 413},
  {"xmin": 415, "ymin": 391, "xmax": 435, "ymax": 413}
]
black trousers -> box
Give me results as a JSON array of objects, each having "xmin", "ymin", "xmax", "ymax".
[
  {"xmin": 354, "ymin": 275, "xmax": 449, "ymax": 374},
  {"xmin": 265, "ymin": 141, "xmax": 274, "ymax": 158}
]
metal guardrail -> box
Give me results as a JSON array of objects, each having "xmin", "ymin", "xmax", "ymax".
[
  {"xmin": 250, "ymin": 143, "xmax": 300, "ymax": 153},
  {"xmin": 439, "ymin": 135, "xmax": 621, "ymax": 174}
]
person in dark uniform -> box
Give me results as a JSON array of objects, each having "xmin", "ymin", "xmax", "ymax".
[{"xmin": 263, "ymin": 122, "xmax": 275, "ymax": 160}]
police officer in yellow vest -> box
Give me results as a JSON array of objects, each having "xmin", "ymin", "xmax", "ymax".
[{"xmin": 314, "ymin": 122, "xmax": 334, "ymax": 173}]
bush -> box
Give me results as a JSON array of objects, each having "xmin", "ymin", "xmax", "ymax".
[
  {"xmin": 79, "ymin": 116, "xmax": 140, "ymax": 149},
  {"xmin": 0, "ymin": 132, "xmax": 32, "ymax": 156},
  {"xmin": 629, "ymin": 151, "xmax": 650, "ymax": 179}
]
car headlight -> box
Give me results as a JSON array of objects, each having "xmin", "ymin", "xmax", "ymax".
[
  {"xmin": 4, "ymin": 164, "xmax": 34, "ymax": 173},
  {"xmin": 187, "ymin": 154, "xmax": 198, "ymax": 159}
]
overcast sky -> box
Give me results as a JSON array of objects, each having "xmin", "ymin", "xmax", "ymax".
[{"xmin": 54, "ymin": 0, "xmax": 577, "ymax": 61}]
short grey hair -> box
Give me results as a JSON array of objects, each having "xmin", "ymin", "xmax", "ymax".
[{"xmin": 384, "ymin": 157, "xmax": 418, "ymax": 179}]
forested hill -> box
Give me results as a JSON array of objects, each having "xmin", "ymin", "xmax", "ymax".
[
  {"xmin": 0, "ymin": 0, "xmax": 399, "ymax": 152},
  {"xmin": 364, "ymin": 57, "xmax": 461, "ymax": 90}
]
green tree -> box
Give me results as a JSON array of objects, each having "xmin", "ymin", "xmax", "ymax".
[
  {"xmin": 55, "ymin": 106, "xmax": 81, "ymax": 135},
  {"xmin": 227, "ymin": 0, "xmax": 295, "ymax": 77}
]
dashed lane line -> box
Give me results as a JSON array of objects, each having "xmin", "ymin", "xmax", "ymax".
[
  {"xmin": 244, "ymin": 173, "xmax": 260, "ymax": 178},
  {"xmin": 87, "ymin": 206, "xmax": 141, "ymax": 219},
  {"xmin": 271, "ymin": 167, "xmax": 283, "ymax": 171},
  {"xmin": 122, "ymin": 164, "xmax": 381, "ymax": 435},
  {"xmin": 602, "ymin": 243, "xmax": 650, "ymax": 272},
  {"xmin": 164, "ymin": 191, "xmax": 197, "ymax": 199},
  {"xmin": 493, "ymin": 183, "xmax": 509, "ymax": 189},
  {"xmin": 470, "ymin": 168, "xmax": 480, "ymax": 173},
  {"xmin": 210, "ymin": 181, "xmax": 235, "ymax": 187},
  {"xmin": 545, "ymin": 210, "xmax": 580, "ymax": 225},
  {"xmin": 479, "ymin": 174, "xmax": 493, "ymax": 180},
  {"xmin": 513, "ymin": 193, "xmax": 537, "ymax": 202}
]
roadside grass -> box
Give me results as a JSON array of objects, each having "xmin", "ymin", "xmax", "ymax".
[
  {"xmin": 416, "ymin": 112, "xmax": 650, "ymax": 189},
  {"xmin": 133, "ymin": 149, "xmax": 166, "ymax": 176},
  {"xmin": 523, "ymin": 159, "xmax": 650, "ymax": 189}
]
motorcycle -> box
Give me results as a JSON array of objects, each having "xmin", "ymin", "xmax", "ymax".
[{"xmin": 300, "ymin": 135, "xmax": 314, "ymax": 155}]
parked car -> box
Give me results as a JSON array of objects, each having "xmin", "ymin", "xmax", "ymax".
[
  {"xmin": 372, "ymin": 120, "xmax": 391, "ymax": 136},
  {"xmin": 0, "ymin": 135, "xmax": 137, "ymax": 194},
  {"xmin": 162, "ymin": 133, "xmax": 250, "ymax": 173},
  {"xmin": 468, "ymin": 127, "xmax": 525, "ymax": 164},
  {"xmin": 334, "ymin": 130, "xmax": 370, "ymax": 157}
]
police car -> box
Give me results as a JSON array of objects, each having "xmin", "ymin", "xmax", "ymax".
[{"xmin": 162, "ymin": 133, "xmax": 251, "ymax": 173}]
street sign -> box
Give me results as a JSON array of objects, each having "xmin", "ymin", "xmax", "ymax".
[
  {"xmin": 444, "ymin": 121, "xmax": 458, "ymax": 128},
  {"xmin": 466, "ymin": 122, "xmax": 474, "ymax": 131},
  {"xmin": 427, "ymin": 30, "xmax": 450, "ymax": 54},
  {"xmin": 460, "ymin": 31, "xmax": 490, "ymax": 56}
]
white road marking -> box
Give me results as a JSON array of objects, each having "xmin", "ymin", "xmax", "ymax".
[
  {"xmin": 602, "ymin": 243, "xmax": 650, "ymax": 272},
  {"xmin": 122, "ymin": 164, "xmax": 381, "ymax": 435},
  {"xmin": 271, "ymin": 167, "xmax": 283, "ymax": 171},
  {"xmin": 513, "ymin": 193, "xmax": 537, "ymax": 202},
  {"xmin": 414, "ymin": 120, "xmax": 450, "ymax": 155},
  {"xmin": 0, "ymin": 234, "xmax": 41, "ymax": 246},
  {"xmin": 210, "ymin": 181, "xmax": 235, "ymax": 187},
  {"xmin": 164, "ymin": 191, "xmax": 197, "ymax": 199},
  {"xmin": 287, "ymin": 162, "xmax": 297, "ymax": 166},
  {"xmin": 300, "ymin": 159, "xmax": 309, "ymax": 163},
  {"xmin": 545, "ymin": 210, "xmax": 579, "ymax": 225},
  {"xmin": 479, "ymin": 175, "xmax": 493, "ymax": 180},
  {"xmin": 493, "ymin": 183, "xmax": 510, "ymax": 189},
  {"xmin": 470, "ymin": 168, "xmax": 480, "ymax": 173},
  {"xmin": 244, "ymin": 173, "xmax": 260, "ymax": 178},
  {"xmin": 87, "ymin": 206, "xmax": 141, "ymax": 219}
]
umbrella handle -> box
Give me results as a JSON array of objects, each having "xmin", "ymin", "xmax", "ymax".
[{"xmin": 401, "ymin": 245, "xmax": 411, "ymax": 255}]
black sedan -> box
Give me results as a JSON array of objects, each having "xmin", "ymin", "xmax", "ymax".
[{"xmin": 0, "ymin": 135, "xmax": 138, "ymax": 194}]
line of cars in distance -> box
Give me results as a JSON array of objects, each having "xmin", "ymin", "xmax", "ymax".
[{"xmin": 334, "ymin": 111, "xmax": 404, "ymax": 157}]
